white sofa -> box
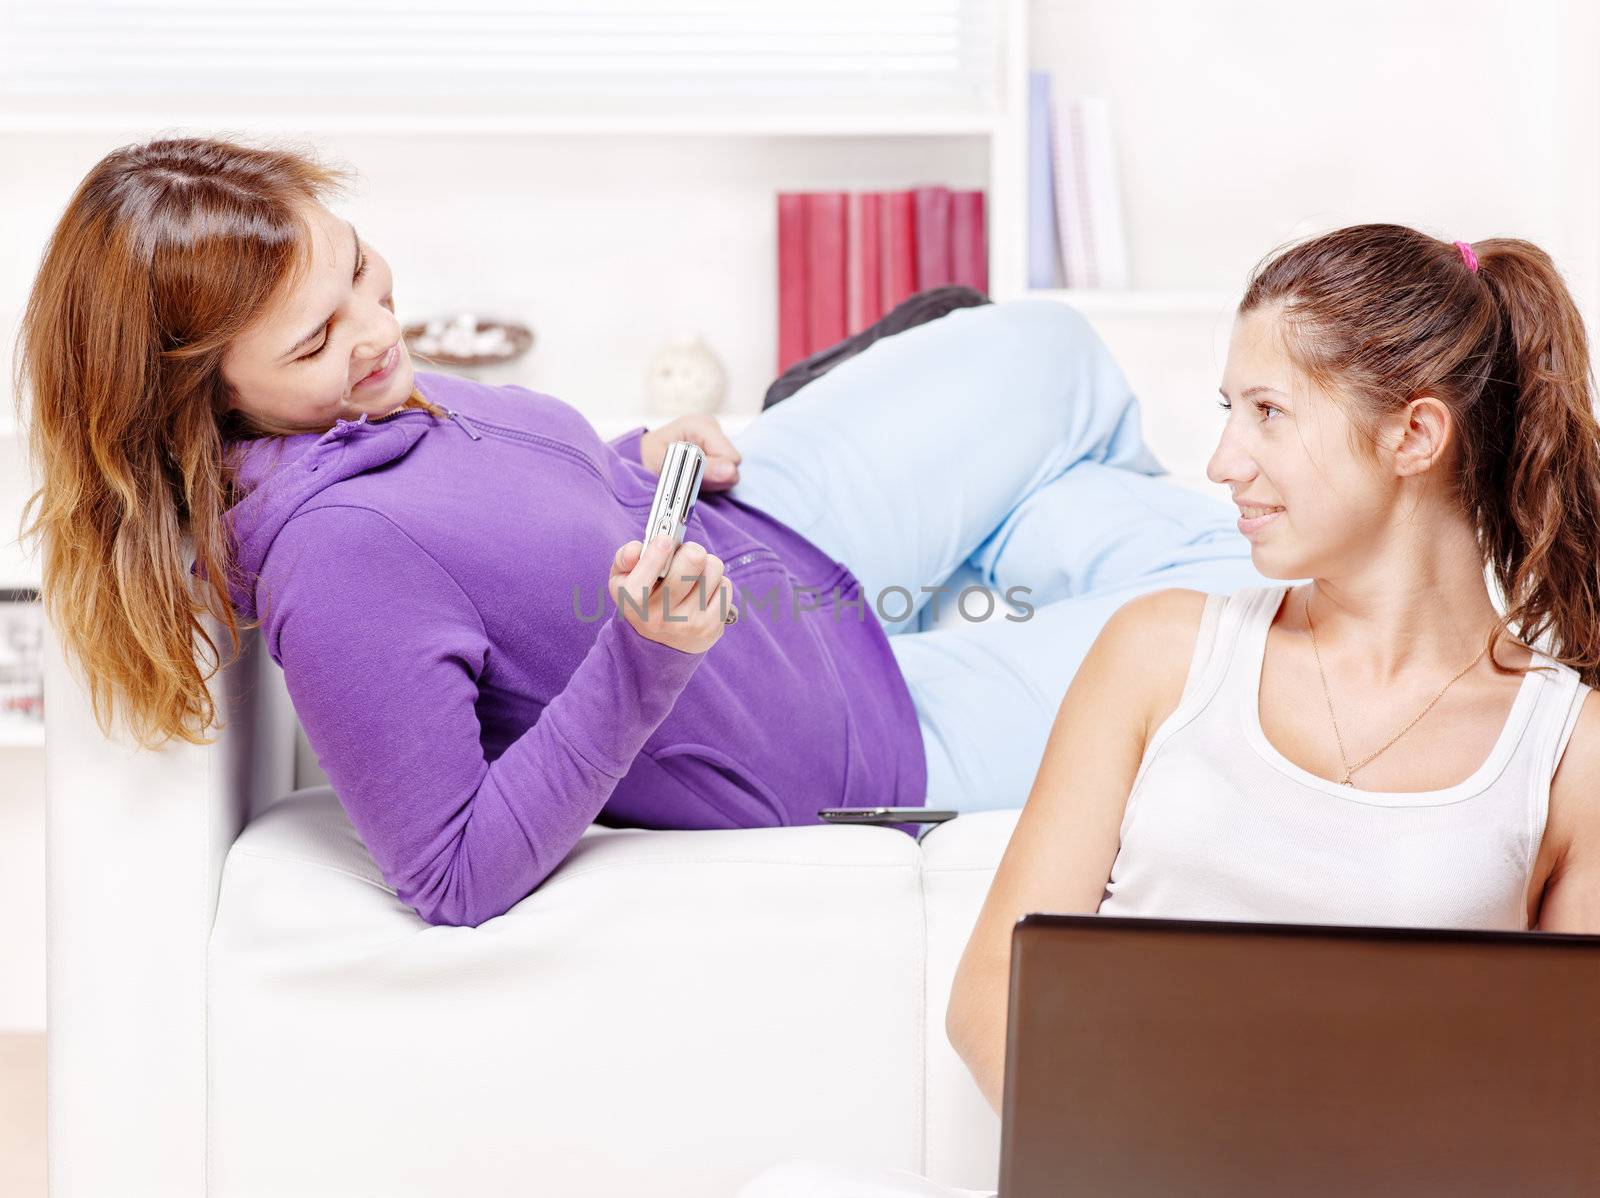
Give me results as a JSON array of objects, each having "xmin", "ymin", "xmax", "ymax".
[{"xmin": 45, "ymin": 560, "xmax": 1020, "ymax": 1198}]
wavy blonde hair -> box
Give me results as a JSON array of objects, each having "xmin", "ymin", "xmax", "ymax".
[{"xmin": 11, "ymin": 134, "xmax": 447, "ymax": 749}]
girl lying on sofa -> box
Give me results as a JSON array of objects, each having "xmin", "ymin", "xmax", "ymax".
[
  {"xmin": 18, "ymin": 134, "xmax": 1272, "ymax": 926},
  {"xmin": 16, "ymin": 140, "xmax": 1600, "ymax": 1197}
]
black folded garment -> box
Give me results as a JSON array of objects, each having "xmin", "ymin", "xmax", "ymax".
[{"xmin": 763, "ymin": 284, "xmax": 992, "ymax": 410}]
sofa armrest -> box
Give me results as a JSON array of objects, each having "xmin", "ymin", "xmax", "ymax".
[{"xmin": 45, "ymin": 611, "xmax": 299, "ymax": 1198}]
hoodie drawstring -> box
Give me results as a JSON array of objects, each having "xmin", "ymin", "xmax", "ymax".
[{"xmin": 445, "ymin": 407, "xmax": 482, "ymax": 441}]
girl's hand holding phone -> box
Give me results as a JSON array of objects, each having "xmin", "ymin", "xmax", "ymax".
[{"xmin": 608, "ymin": 534, "xmax": 736, "ymax": 654}]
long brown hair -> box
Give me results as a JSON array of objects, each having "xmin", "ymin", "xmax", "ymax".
[
  {"xmin": 11, "ymin": 134, "xmax": 446, "ymax": 748},
  {"xmin": 1239, "ymin": 223, "xmax": 1600, "ymax": 687}
]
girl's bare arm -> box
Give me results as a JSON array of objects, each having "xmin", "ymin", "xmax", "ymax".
[
  {"xmin": 1535, "ymin": 689, "xmax": 1600, "ymax": 933},
  {"xmin": 944, "ymin": 588, "xmax": 1207, "ymax": 1114}
]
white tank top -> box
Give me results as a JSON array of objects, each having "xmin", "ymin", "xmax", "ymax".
[{"xmin": 1098, "ymin": 584, "xmax": 1590, "ymax": 931}]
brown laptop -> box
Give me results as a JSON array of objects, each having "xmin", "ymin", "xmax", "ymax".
[{"xmin": 1000, "ymin": 913, "xmax": 1600, "ymax": 1197}]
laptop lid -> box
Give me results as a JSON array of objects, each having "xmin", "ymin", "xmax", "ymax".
[{"xmin": 1000, "ymin": 913, "xmax": 1600, "ymax": 1197}]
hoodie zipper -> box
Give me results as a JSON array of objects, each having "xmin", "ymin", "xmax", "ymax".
[
  {"xmin": 727, "ymin": 547, "xmax": 780, "ymax": 572},
  {"xmin": 434, "ymin": 408, "xmax": 766, "ymax": 545},
  {"xmin": 409, "ymin": 402, "xmax": 789, "ymax": 580},
  {"xmin": 438, "ymin": 409, "xmax": 627, "ymax": 493},
  {"xmin": 445, "ymin": 407, "xmax": 482, "ymax": 440}
]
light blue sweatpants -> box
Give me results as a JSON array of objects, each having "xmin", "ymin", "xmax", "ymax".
[{"xmin": 728, "ymin": 298, "xmax": 1277, "ymax": 814}]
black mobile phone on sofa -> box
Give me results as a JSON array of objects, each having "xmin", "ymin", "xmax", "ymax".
[{"xmin": 819, "ymin": 807, "xmax": 958, "ymax": 826}]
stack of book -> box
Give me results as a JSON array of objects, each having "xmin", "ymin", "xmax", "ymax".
[
  {"xmin": 1029, "ymin": 71, "xmax": 1129, "ymax": 291},
  {"xmin": 776, "ymin": 186, "xmax": 988, "ymax": 374}
]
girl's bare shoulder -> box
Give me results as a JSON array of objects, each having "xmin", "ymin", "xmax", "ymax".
[{"xmin": 1104, "ymin": 587, "xmax": 1220, "ymax": 744}]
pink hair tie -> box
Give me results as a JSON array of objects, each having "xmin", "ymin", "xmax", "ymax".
[{"xmin": 1453, "ymin": 239, "xmax": 1479, "ymax": 273}]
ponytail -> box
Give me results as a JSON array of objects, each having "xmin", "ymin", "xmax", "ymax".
[{"xmin": 1472, "ymin": 240, "xmax": 1600, "ymax": 684}]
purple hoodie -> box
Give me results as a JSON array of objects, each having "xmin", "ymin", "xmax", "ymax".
[{"xmin": 208, "ymin": 370, "xmax": 927, "ymax": 926}]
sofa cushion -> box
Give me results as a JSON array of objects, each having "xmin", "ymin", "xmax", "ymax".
[{"xmin": 208, "ymin": 789, "xmax": 1019, "ymax": 1197}]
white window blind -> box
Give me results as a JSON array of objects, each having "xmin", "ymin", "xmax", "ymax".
[{"xmin": 1, "ymin": 0, "xmax": 1001, "ymax": 125}]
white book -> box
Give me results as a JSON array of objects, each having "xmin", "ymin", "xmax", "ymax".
[
  {"xmin": 1077, "ymin": 94, "xmax": 1130, "ymax": 289},
  {"xmin": 1048, "ymin": 81, "xmax": 1092, "ymax": 288},
  {"xmin": 1048, "ymin": 85, "xmax": 1131, "ymax": 290}
]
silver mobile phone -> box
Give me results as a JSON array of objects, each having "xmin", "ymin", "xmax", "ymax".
[
  {"xmin": 644, "ymin": 440, "xmax": 707, "ymax": 580},
  {"xmin": 818, "ymin": 807, "xmax": 959, "ymax": 826}
]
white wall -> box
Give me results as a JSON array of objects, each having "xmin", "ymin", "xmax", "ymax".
[
  {"xmin": 1031, "ymin": 0, "xmax": 1599, "ymax": 319},
  {"xmin": 2, "ymin": 0, "xmax": 1596, "ymax": 1030}
]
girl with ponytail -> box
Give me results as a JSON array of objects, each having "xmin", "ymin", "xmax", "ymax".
[{"xmin": 950, "ymin": 223, "xmax": 1600, "ymax": 1117}]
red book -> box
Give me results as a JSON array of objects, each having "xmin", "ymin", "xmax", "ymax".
[
  {"xmin": 776, "ymin": 192, "xmax": 807, "ymax": 374},
  {"xmin": 913, "ymin": 185, "xmax": 953, "ymax": 290},
  {"xmin": 847, "ymin": 192, "xmax": 885, "ymax": 334},
  {"xmin": 950, "ymin": 189, "xmax": 988, "ymax": 294},
  {"xmin": 879, "ymin": 190, "xmax": 917, "ymax": 313},
  {"xmin": 804, "ymin": 192, "xmax": 848, "ymax": 355}
]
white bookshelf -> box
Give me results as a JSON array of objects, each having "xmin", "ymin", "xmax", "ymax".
[
  {"xmin": 532, "ymin": 0, "xmax": 1241, "ymax": 441},
  {"xmin": 0, "ymin": 0, "xmax": 1230, "ymax": 442},
  {"xmin": 986, "ymin": 2, "xmax": 1233, "ymax": 316},
  {"xmin": 0, "ymin": 0, "xmax": 1250, "ymax": 558},
  {"xmin": 0, "ymin": 111, "xmax": 1008, "ymax": 139},
  {"xmin": 8, "ymin": 2, "xmax": 1591, "ymax": 441}
]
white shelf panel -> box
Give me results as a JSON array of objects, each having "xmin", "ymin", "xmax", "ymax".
[
  {"xmin": 1025, "ymin": 288, "xmax": 1241, "ymax": 317},
  {"xmin": 0, "ymin": 110, "xmax": 1005, "ymax": 138},
  {"xmin": 3, "ymin": 0, "xmax": 1002, "ymax": 127}
]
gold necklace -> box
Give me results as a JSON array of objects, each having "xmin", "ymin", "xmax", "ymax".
[{"xmin": 1303, "ymin": 589, "xmax": 1488, "ymax": 786}]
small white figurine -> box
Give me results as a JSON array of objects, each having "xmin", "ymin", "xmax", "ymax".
[{"xmin": 645, "ymin": 334, "xmax": 727, "ymax": 419}]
